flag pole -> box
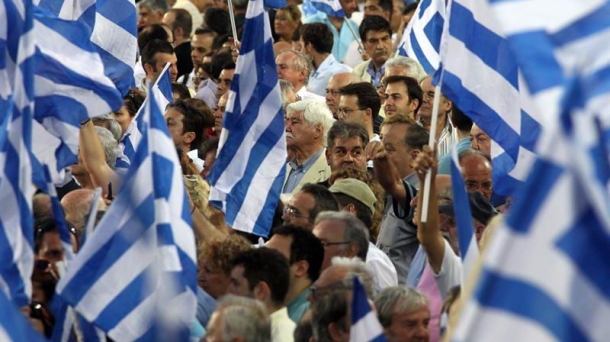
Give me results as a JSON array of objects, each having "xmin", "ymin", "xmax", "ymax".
[
  {"xmin": 419, "ymin": 82, "xmax": 442, "ymax": 224},
  {"xmin": 344, "ymin": 18, "xmax": 365, "ymax": 54},
  {"xmin": 227, "ymin": 0, "xmax": 240, "ymax": 47}
]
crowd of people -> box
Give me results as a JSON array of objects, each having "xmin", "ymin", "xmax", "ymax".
[{"xmin": 27, "ymin": 0, "xmax": 510, "ymax": 341}]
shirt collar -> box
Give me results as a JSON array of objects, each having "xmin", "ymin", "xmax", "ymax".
[{"xmin": 288, "ymin": 148, "xmax": 324, "ymax": 171}]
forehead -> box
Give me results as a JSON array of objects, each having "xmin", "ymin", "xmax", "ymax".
[
  {"xmin": 365, "ymin": 0, "xmax": 381, "ymax": 6},
  {"xmin": 420, "ymin": 77, "xmax": 434, "ymax": 91},
  {"xmin": 328, "ymin": 76, "xmax": 351, "ymax": 89},
  {"xmin": 332, "ymin": 135, "xmax": 365, "ymax": 149},
  {"xmin": 290, "ymin": 191, "xmax": 315, "ymax": 209},
  {"xmin": 382, "ymin": 124, "xmax": 408, "ymax": 141},
  {"xmin": 192, "ymin": 33, "xmax": 213, "ymax": 45},
  {"xmin": 138, "ymin": 6, "xmax": 151, "ymax": 14},
  {"xmin": 386, "ymin": 66, "xmax": 409, "ymax": 78},
  {"xmin": 277, "ymin": 52, "xmax": 296, "ymax": 64},
  {"xmin": 220, "ymin": 68, "xmax": 234, "ymax": 78},
  {"xmin": 312, "ymin": 220, "xmax": 345, "ymax": 240},
  {"xmin": 164, "ymin": 107, "xmax": 184, "ymax": 120},
  {"xmin": 385, "ymin": 81, "xmax": 408, "ymax": 95},
  {"xmin": 339, "ymin": 94, "xmax": 360, "ymax": 107},
  {"xmin": 366, "ymin": 29, "xmax": 390, "ymax": 40},
  {"xmin": 155, "ymin": 52, "xmax": 177, "ymax": 65},
  {"xmin": 470, "ymin": 125, "xmax": 486, "ymax": 136},
  {"xmin": 218, "ymin": 94, "xmax": 229, "ymax": 106},
  {"xmin": 460, "ymin": 155, "xmax": 492, "ymax": 175},
  {"xmin": 286, "ymin": 110, "xmax": 304, "ymax": 120}
]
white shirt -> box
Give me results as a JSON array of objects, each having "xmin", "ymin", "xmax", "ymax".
[
  {"xmin": 432, "ymin": 239, "xmax": 462, "ymax": 299},
  {"xmin": 308, "ymin": 54, "xmax": 352, "ymax": 96},
  {"xmin": 296, "ymin": 85, "xmax": 324, "ymax": 101},
  {"xmin": 367, "ymin": 134, "xmax": 380, "ymax": 168},
  {"xmin": 134, "ymin": 58, "xmax": 146, "ymax": 90},
  {"xmin": 366, "ymin": 242, "xmax": 398, "ymax": 290},
  {"xmin": 173, "ymin": 0, "xmax": 203, "ymax": 35},
  {"xmin": 270, "ymin": 307, "xmax": 296, "ymax": 342}
]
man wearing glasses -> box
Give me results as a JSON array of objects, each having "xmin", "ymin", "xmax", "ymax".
[
  {"xmin": 282, "ymin": 184, "xmax": 339, "ymax": 230},
  {"xmin": 311, "ymin": 212, "xmax": 369, "ymax": 271},
  {"xmin": 325, "ymin": 73, "xmax": 361, "ymax": 120},
  {"xmin": 337, "ymin": 82, "xmax": 381, "ymax": 143}
]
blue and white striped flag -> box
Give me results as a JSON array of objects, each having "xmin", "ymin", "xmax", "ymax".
[
  {"xmin": 452, "ymin": 79, "xmax": 610, "ymax": 342},
  {"xmin": 208, "ymin": 0, "xmax": 287, "ymax": 237},
  {"xmin": 397, "ymin": 0, "xmax": 446, "ymax": 74},
  {"xmin": 0, "ymin": 0, "xmax": 37, "ymax": 307},
  {"xmin": 37, "ymin": 0, "xmax": 138, "ymax": 96},
  {"xmin": 117, "ymin": 63, "xmax": 174, "ymax": 172},
  {"xmin": 303, "ymin": 0, "xmax": 345, "ymax": 18},
  {"xmin": 56, "ymin": 81, "xmax": 197, "ymax": 341},
  {"xmin": 449, "ymin": 146, "xmax": 479, "ymax": 283},
  {"xmin": 0, "ymin": 289, "xmax": 47, "ymax": 342},
  {"xmin": 435, "ymin": 0, "xmax": 543, "ymax": 196},
  {"xmin": 350, "ymin": 277, "xmax": 387, "ymax": 342}
]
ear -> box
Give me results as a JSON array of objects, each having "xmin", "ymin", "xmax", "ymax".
[
  {"xmin": 175, "ymin": 27, "xmax": 183, "ymax": 40},
  {"xmin": 345, "ymin": 203, "xmax": 357, "ymax": 215},
  {"xmin": 143, "ymin": 63, "xmax": 154, "ymax": 76},
  {"xmin": 253, "ymin": 281, "xmax": 271, "ymax": 302},
  {"xmin": 313, "ymin": 123, "xmax": 323, "ymax": 140},
  {"xmin": 345, "ymin": 242, "xmax": 358, "ymax": 258},
  {"xmin": 328, "ymin": 322, "xmax": 348, "ymax": 341},
  {"xmin": 183, "ymin": 131, "xmax": 196, "ymax": 145},
  {"xmin": 293, "ymin": 259, "xmax": 309, "ymax": 278},
  {"xmin": 442, "ymin": 98, "xmax": 453, "ymax": 114},
  {"xmin": 326, "ymin": 148, "xmax": 332, "ymax": 165},
  {"xmin": 365, "ymin": 108, "xmax": 372, "ymax": 121},
  {"xmin": 409, "ymin": 99, "xmax": 420, "ymax": 114}
]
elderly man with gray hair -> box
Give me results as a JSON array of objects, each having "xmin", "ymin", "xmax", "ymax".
[
  {"xmin": 276, "ymin": 50, "xmax": 323, "ymax": 101},
  {"xmin": 283, "ymin": 100, "xmax": 335, "ymax": 194},
  {"xmin": 375, "ymin": 287, "xmax": 430, "ymax": 342},
  {"xmin": 204, "ymin": 295, "xmax": 272, "ymax": 342},
  {"xmin": 384, "ymin": 56, "xmax": 426, "ymax": 81}
]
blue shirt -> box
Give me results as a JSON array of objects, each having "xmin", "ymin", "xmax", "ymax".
[
  {"xmin": 196, "ymin": 287, "xmax": 217, "ymax": 327},
  {"xmin": 437, "ymin": 137, "xmax": 471, "ymax": 175},
  {"xmin": 366, "ymin": 61, "xmax": 385, "ymax": 89},
  {"xmin": 283, "ymin": 149, "xmax": 324, "ymax": 193},
  {"xmin": 308, "ymin": 54, "xmax": 352, "ymax": 96},
  {"xmin": 287, "ymin": 289, "xmax": 310, "ymax": 323},
  {"xmin": 304, "ymin": 13, "xmax": 359, "ymax": 63}
]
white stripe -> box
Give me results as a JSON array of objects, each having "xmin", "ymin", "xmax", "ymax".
[
  {"xmin": 106, "ymin": 285, "xmax": 156, "ymax": 340},
  {"xmin": 58, "ymin": 0, "xmax": 95, "ymax": 21},
  {"xmin": 91, "ymin": 13, "xmax": 137, "ymax": 67},
  {"xmin": 455, "ymin": 0, "xmax": 505, "ymax": 37},
  {"xmin": 0, "ymin": 327, "xmax": 11, "ymax": 342},
  {"xmin": 35, "ymin": 75, "xmax": 113, "ymax": 117},
  {"xmin": 349, "ymin": 311, "xmax": 384, "ymax": 342},
  {"xmin": 506, "ymin": 146, "xmax": 536, "ymax": 181},
  {"xmin": 31, "ymin": 121, "xmax": 66, "ymax": 184}
]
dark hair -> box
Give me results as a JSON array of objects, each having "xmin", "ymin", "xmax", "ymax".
[
  {"xmin": 450, "ymin": 105, "xmax": 473, "ymax": 132},
  {"xmin": 184, "ymin": 98, "xmax": 215, "ymax": 130},
  {"xmin": 339, "ymin": 82, "xmax": 381, "ymax": 121},
  {"xmin": 332, "ymin": 193, "xmax": 374, "ymax": 229},
  {"xmin": 327, "ymin": 120, "xmax": 369, "ymax": 150},
  {"xmin": 404, "ymin": 122, "xmax": 429, "ymax": 150},
  {"xmin": 205, "ymin": 7, "xmax": 231, "ymax": 36},
  {"xmin": 377, "ymin": 0, "xmax": 394, "ymax": 16},
  {"xmin": 167, "ymin": 8, "xmax": 192, "ymax": 38},
  {"xmin": 459, "ymin": 148, "xmax": 492, "ymax": 163},
  {"xmin": 301, "ymin": 23, "xmax": 333, "ymax": 54},
  {"xmin": 171, "ymin": 83, "xmax": 191, "ymax": 100},
  {"xmin": 292, "ymin": 25, "xmax": 302, "ymax": 42},
  {"xmin": 359, "ymin": 15, "xmax": 392, "ymax": 41},
  {"xmin": 222, "ymin": 61, "xmax": 236, "ymax": 71},
  {"xmin": 272, "ymin": 225, "xmax": 324, "ymax": 282},
  {"xmin": 212, "ymin": 33, "xmax": 232, "ymax": 50},
  {"xmin": 167, "ymin": 99, "xmax": 206, "ymax": 150},
  {"xmin": 299, "ymin": 184, "xmax": 339, "ymax": 223},
  {"xmin": 384, "ymin": 75, "xmax": 423, "ymax": 113},
  {"xmin": 199, "ymin": 136, "xmax": 219, "ymax": 160},
  {"xmin": 138, "ymin": 24, "xmax": 170, "ymax": 51},
  {"xmin": 209, "ymin": 47, "xmax": 233, "ymax": 80},
  {"xmin": 141, "ymin": 39, "xmax": 174, "ymax": 70},
  {"xmin": 124, "ymin": 88, "xmax": 146, "ymax": 117},
  {"xmin": 404, "ymin": 2, "xmax": 419, "ymax": 15},
  {"xmin": 195, "ymin": 27, "xmax": 216, "ymax": 36},
  {"xmin": 294, "ymin": 316, "xmax": 314, "ymax": 342},
  {"xmin": 232, "ymin": 248, "xmax": 291, "ymax": 305}
]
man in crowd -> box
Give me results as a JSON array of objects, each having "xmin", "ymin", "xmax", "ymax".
[
  {"xmin": 375, "ymin": 287, "xmax": 431, "ymax": 342},
  {"xmin": 337, "ymin": 82, "xmax": 381, "ymax": 142},
  {"xmin": 325, "ymin": 73, "xmax": 361, "ymax": 119},
  {"xmin": 470, "ymin": 123, "xmax": 491, "ymax": 155},
  {"xmin": 216, "ymin": 62, "xmax": 235, "ymax": 101},
  {"xmin": 419, "ymin": 76, "xmax": 453, "ymax": 158},
  {"xmin": 137, "ymin": 0, "xmax": 170, "ymax": 31},
  {"xmin": 383, "ymin": 75, "xmax": 422, "ymax": 120},
  {"xmin": 325, "ymin": 121, "xmax": 369, "ymax": 180},
  {"xmin": 353, "ymin": 16, "xmax": 393, "ymax": 89},
  {"xmin": 205, "ymin": 296, "xmax": 271, "ymax": 342},
  {"xmin": 460, "ymin": 149, "xmax": 493, "ymax": 201},
  {"xmin": 282, "ymin": 184, "xmax": 339, "ymax": 230},
  {"xmin": 276, "ymin": 50, "xmax": 323, "ymax": 101},
  {"xmin": 163, "ymin": 8, "xmax": 193, "ymax": 79},
  {"xmin": 164, "ymin": 99, "xmax": 206, "ymax": 155},
  {"xmin": 178, "ymin": 28, "xmax": 216, "ymax": 91},
  {"xmin": 141, "ymin": 39, "xmax": 178, "ymax": 89}
]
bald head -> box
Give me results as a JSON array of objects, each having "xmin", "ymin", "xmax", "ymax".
[
  {"xmin": 325, "ymin": 73, "xmax": 362, "ymax": 116},
  {"xmin": 459, "ymin": 150, "xmax": 493, "ymax": 200},
  {"xmin": 61, "ymin": 189, "xmax": 95, "ymax": 233}
]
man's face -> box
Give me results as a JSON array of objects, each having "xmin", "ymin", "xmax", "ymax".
[
  {"xmin": 339, "ymin": 0, "xmax": 357, "ymax": 18},
  {"xmin": 164, "ymin": 107, "xmax": 187, "ymax": 150},
  {"xmin": 276, "ymin": 52, "xmax": 304, "ymax": 89},
  {"xmin": 214, "ymin": 93, "xmax": 228, "ymax": 133},
  {"xmin": 470, "ymin": 124, "xmax": 491, "ymax": 155},
  {"xmin": 161, "ymin": 12, "xmax": 177, "ymax": 41},
  {"xmin": 313, "ymin": 220, "xmax": 349, "ymax": 271},
  {"xmin": 146, "ymin": 52, "xmax": 178, "ymax": 83},
  {"xmin": 384, "ymin": 82, "xmax": 416, "ymax": 119},
  {"xmin": 460, "ymin": 155, "xmax": 493, "ymax": 200},
  {"xmin": 364, "ymin": 30, "xmax": 392, "ymax": 67},
  {"xmin": 326, "ymin": 136, "xmax": 367, "ymax": 172},
  {"xmin": 201, "ymin": 150, "xmax": 216, "ymax": 179},
  {"xmin": 382, "ymin": 124, "xmax": 416, "ymax": 178},
  {"xmin": 364, "ymin": 0, "xmax": 388, "ymax": 19},
  {"xmin": 418, "ymin": 77, "xmax": 450, "ymax": 124},
  {"xmin": 285, "ymin": 111, "xmax": 318, "ymax": 150},
  {"xmin": 385, "ymin": 305, "xmax": 430, "ymax": 342},
  {"xmin": 282, "ymin": 191, "xmax": 316, "ymax": 229},
  {"xmin": 112, "ymin": 106, "xmax": 132, "ymax": 135},
  {"xmin": 326, "ymin": 76, "xmax": 352, "ymax": 117},
  {"xmin": 191, "ymin": 34, "xmax": 213, "ymax": 68},
  {"xmin": 137, "ymin": 7, "xmax": 162, "ymax": 29},
  {"xmin": 217, "ymin": 68, "xmax": 235, "ymax": 100},
  {"xmin": 227, "ymin": 265, "xmax": 253, "ymax": 298},
  {"xmin": 37, "ymin": 231, "xmax": 64, "ymax": 264},
  {"xmin": 337, "ymin": 95, "xmax": 367, "ymax": 127}
]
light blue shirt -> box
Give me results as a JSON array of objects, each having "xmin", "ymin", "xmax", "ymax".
[
  {"xmin": 304, "ymin": 13, "xmax": 359, "ymax": 63},
  {"xmin": 287, "ymin": 289, "xmax": 310, "ymax": 323},
  {"xmin": 366, "ymin": 61, "xmax": 385, "ymax": 89},
  {"xmin": 437, "ymin": 137, "xmax": 471, "ymax": 175},
  {"xmin": 283, "ymin": 149, "xmax": 324, "ymax": 193},
  {"xmin": 308, "ymin": 54, "xmax": 352, "ymax": 96}
]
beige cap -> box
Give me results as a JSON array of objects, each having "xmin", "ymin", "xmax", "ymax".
[{"xmin": 329, "ymin": 178, "xmax": 376, "ymax": 215}]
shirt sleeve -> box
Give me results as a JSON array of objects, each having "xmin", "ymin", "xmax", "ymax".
[{"xmin": 432, "ymin": 239, "xmax": 462, "ymax": 299}]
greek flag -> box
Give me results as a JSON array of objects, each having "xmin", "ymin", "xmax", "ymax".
[
  {"xmin": 37, "ymin": 0, "xmax": 138, "ymax": 96},
  {"xmin": 350, "ymin": 277, "xmax": 387, "ymax": 342},
  {"xmin": 117, "ymin": 63, "xmax": 173, "ymax": 172},
  {"xmin": 0, "ymin": 289, "xmax": 47, "ymax": 342},
  {"xmin": 397, "ymin": 0, "xmax": 446, "ymax": 74},
  {"xmin": 435, "ymin": 0, "xmax": 543, "ymax": 196},
  {"xmin": 0, "ymin": 0, "xmax": 36, "ymax": 308},
  {"xmin": 208, "ymin": 0, "xmax": 287, "ymax": 237},
  {"xmin": 303, "ymin": 0, "xmax": 345, "ymax": 18},
  {"xmin": 56, "ymin": 81, "xmax": 197, "ymax": 341}
]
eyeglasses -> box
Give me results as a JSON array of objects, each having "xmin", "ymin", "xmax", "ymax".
[
  {"xmin": 320, "ymin": 241, "xmax": 351, "ymax": 248},
  {"xmin": 283, "ymin": 206, "xmax": 308, "ymax": 220},
  {"xmin": 336, "ymin": 107, "xmax": 365, "ymax": 118}
]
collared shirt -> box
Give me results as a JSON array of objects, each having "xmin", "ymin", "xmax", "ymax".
[
  {"xmin": 177, "ymin": 69, "xmax": 203, "ymax": 93},
  {"xmin": 304, "ymin": 13, "xmax": 359, "ymax": 63},
  {"xmin": 366, "ymin": 61, "xmax": 385, "ymax": 89},
  {"xmin": 296, "ymin": 86, "xmax": 325, "ymax": 101},
  {"xmin": 308, "ymin": 54, "xmax": 352, "ymax": 96},
  {"xmin": 271, "ymin": 307, "xmax": 296, "ymax": 342},
  {"xmin": 283, "ymin": 149, "xmax": 324, "ymax": 193},
  {"xmin": 196, "ymin": 287, "xmax": 217, "ymax": 327},
  {"xmin": 134, "ymin": 57, "xmax": 146, "ymax": 90},
  {"xmin": 194, "ymin": 79, "xmax": 218, "ymax": 110},
  {"xmin": 286, "ymin": 289, "xmax": 310, "ymax": 323},
  {"xmin": 366, "ymin": 242, "xmax": 398, "ymax": 290}
]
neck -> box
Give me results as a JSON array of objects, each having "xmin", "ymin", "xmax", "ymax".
[
  {"xmin": 266, "ymin": 302, "xmax": 283, "ymax": 315},
  {"xmin": 328, "ymin": 16, "xmax": 344, "ymax": 32},
  {"xmin": 371, "ymin": 60, "xmax": 384, "ymax": 71},
  {"xmin": 313, "ymin": 53, "xmax": 329, "ymax": 69},
  {"xmin": 175, "ymin": 36, "xmax": 186, "ymax": 46},
  {"xmin": 285, "ymin": 278, "xmax": 312, "ymax": 304},
  {"xmin": 457, "ymin": 129, "xmax": 469, "ymax": 141},
  {"xmin": 435, "ymin": 114, "xmax": 447, "ymax": 140},
  {"xmin": 293, "ymin": 144, "xmax": 324, "ymax": 165}
]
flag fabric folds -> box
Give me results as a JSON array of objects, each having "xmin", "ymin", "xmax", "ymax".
[
  {"xmin": 350, "ymin": 277, "xmax": 387, "ymax": 342},
  {"xmin": 436, "ymin": 0, "xmax": 543, "ymax": 196},
  {"xmin": 56, "ymin": 82, "xmax": 197, "ymax": 341},
  {"xmin": 0, "ymin": 289, "xmax": 48, "ymax": 342},
  {"xmin": 397, "ymin": 0, "xmax": 446, "ymax": 74},
  {"xmin": 303, "ymin": 0, "xmax": 345, "ymax": 18},
  {"xmin": 0, "ymin": 0, "xmax": 37, "ymax": 307},
  {"xmin": 208, "ymin": 0, "xmax": 287, "ymax": 237}
]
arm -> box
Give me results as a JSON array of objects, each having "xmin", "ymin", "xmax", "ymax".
[
  {"xmin": 414, "ymin": 145, "xmax": 446, "ymax": 273},
  {"xmin": 191, "ymin": 206, "xmax": 229, "ymax": 244},
  {"xmin": 366, "ymin": 141, "xmax": 407, "ymax": 206},
  {"xmin": 79, "ymin": 120, "xmax": 121, "ymax": 196}
]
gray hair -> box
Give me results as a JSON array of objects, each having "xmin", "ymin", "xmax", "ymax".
[
  {"xmin": 315, "ymin": 211, "xmax": 369, "ymax": 262},
  {"xmin": 137, "ymin": 0, "xmax": 170, "ymax": 13},
  {"xmin": 215, "ymin": 295, "xmax": 271, "ymax": 342},
  {"xmin": 385, "ymin": 56, "xmax": 426, "ymax": 81},
  {"xmin": 458, "ymin": 148, "xmax": 492, "ymax": 164},
  {"xmin": 279, "ymin": 79, "xmax": 296, "ymax": 111},
  {"xmin": 94, "ymin": 126, "xmax": 118, "ymax": 170},
  {"xmin": 286, "ymin": 100, "xmax": 335, "ymax": 146},
  {"xmin": 330, "ymin": 256, "xmax": 375, "ymax": 298},
  {"xmin": 375, "ymin": 287, "xmax": 429, "ymax": 328},
  {"xmin": 279, "ymin": 49, "xmax": 313, "ymax": 85},
  {"xmin": 92, "ymin": 114, "xmax": 122, "ymax": 142}
]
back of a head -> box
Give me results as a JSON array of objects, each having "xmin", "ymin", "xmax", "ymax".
[
  {"xmin": 216, "ymin": 295, "xmax": 271, "ymax": 342},
  {"xmin": 450, "ymin": 105, "xmax": 473, "ymax": 133},
  {"xmin": 315, "ymin": 212, "xmax": 369, "ymax": 261},
  {"xmin": 61, "ymin": 189, "xmax": 95, "ymax": 232},
  {"xmin": 300, "ymin": 183, "xmax": 339, "ymax": 222},
  {"xmin": 339, "ymin": 82, "xmax": 381, "ymax": 120},
  {"xmin": 141, "ymin": 39, "xmax": 174, "ymax": 68},
  {"xmin": 385, "ymin": 56, "xmax": 425, "ymax": 80},
  {"xmin": 123, "ymin": 88, "xmax": 146, "ymax": 118},
  {"xmin": 33, "ymin": 194, "xmax": 52, "ymax": 221},
  {"xmin": 92, "ymin": 114, "xmax": 122, "ymax": 142},
  {"xmin": 184, "ymin": 98, "xmax": 215, "ymax": 130},
  {"xmin": 167, "ymin": 8, "xmax": 192, "ymax": 38},
  {"xmin": 232, "ymin": 247, "xmax": 291, "ymax": 306},
  {"xmin": 272, "ymin": 224, "xmax": 324, "ymax": 282},
  {"xmin": 209, "ymin": 47, "xmax": 233, "ymax": 80},
  {"xmin": 94, "ymin": 126, "xmax": 118, "ymax": 170},
  {"xmin": 301, "ymin": 23, "xmax": 333, "ymax": 55},
  {"xmin": 233, "ymin": 0, "xmax": 249, "ymax": 10},
  {"xmin": 171, "ymin": 83, "xmax": 191, "ymax": 101},
  {"xmin": 359, "ymin": 15, "xmax": 392, "ymax": 41},
  {"xmin": 279, "ymin": 49, "xmax": 314, "ymax": 84},
  {"xmin": 375, "ymin": 286, "xmax": 429, "ymax": 328},
  {"xmin": 205, "ymin": 7, "xmax": 231, "ymax": 36},
  {"xmin": 138, "ymin": 24, "xmax": 170, "ymax": 52}
]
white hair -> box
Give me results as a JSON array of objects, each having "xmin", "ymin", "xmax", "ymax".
[
  {"xmin": 385, "ymin": 56, "xmax": 426, "ymax": 81},
  {"xmin": 330, "ymin": 256, "xmax": 375, "ymax": 298},
  {"xmin": 286, "ymin": 100, "xmax": 335, "ymax": 146}
]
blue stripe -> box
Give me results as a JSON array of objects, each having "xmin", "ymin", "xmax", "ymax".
[
  {"xmin": 475, "ymin": 269, "xmax": 590, "ymax": 342},
  {"xmin": 551, "ymin": 2, "xmax": 610, "ymax": 47},
  {"xmin": 0, "ymin": 222, "xmax": 29, "ymax": 307},
  {"xmin": 96, "ymin": 46, "xmax": 135, "ymax": 97},
  {"xmin": 157, "ymin": 69, "xmax": 174, "ymax": 105},
  {"xmin": 34, "ymin": 6, "xmax": 96, "ymax": 52},
  {"xmin": 423, "ymin": 12, "xmax": 443, "ymax": 54},
  {"xmin": 151, "ymin": 153, "xmax": 174, "ymax": 200},
  {"xmin": 450, "ymin": 158, "xmax": 475, "ymax": 260},
  {"xmin": 418, "ymin": 0, "xmax": 431, "ymax": 18},
  {"xmin": 97, "ymin": 0, "xmax": 138, "ymax": 34},
  {"xmin": 408, "ymin": 30, "xmax": 434, "ymax": 74},
  {"xmin": 310, "ymin": 0, "xmax": 345, "ymax": 18},
  {"xmin": 519, "ymin": 110, "xmax": 542, "ymax": 151},
  {"xmin": 54, "ymin": 139, "xmax": 79, "ymax": 173},
  {"xmin": 0, "ymin": 38, "xmax": 6, "ymax": 69},
  {"xmin": 490, "ymin": 151, "xmax": 520, "ymax": 196},
  {"xmin": 5, "ymin": 0, "xmax": 25, "ymax": 63},
  {"xmin": 449, "ymin": 2, "xmax": 518, "ymax": 89},
  {"xmin": 0, "ymin": 289, "xmax": 48, "ymax": 342},
  {"xmin": 584, "ymin": 63, "xmax": 610, "ymax": 101}
]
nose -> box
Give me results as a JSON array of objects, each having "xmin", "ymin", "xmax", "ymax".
[
  {"xmin": 471, "ymin": 140, "xmax": 479, "ymax": 150},
  {"xmin": 344, "ymin": 153, "xmax": 354, "ymax": 163}
]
